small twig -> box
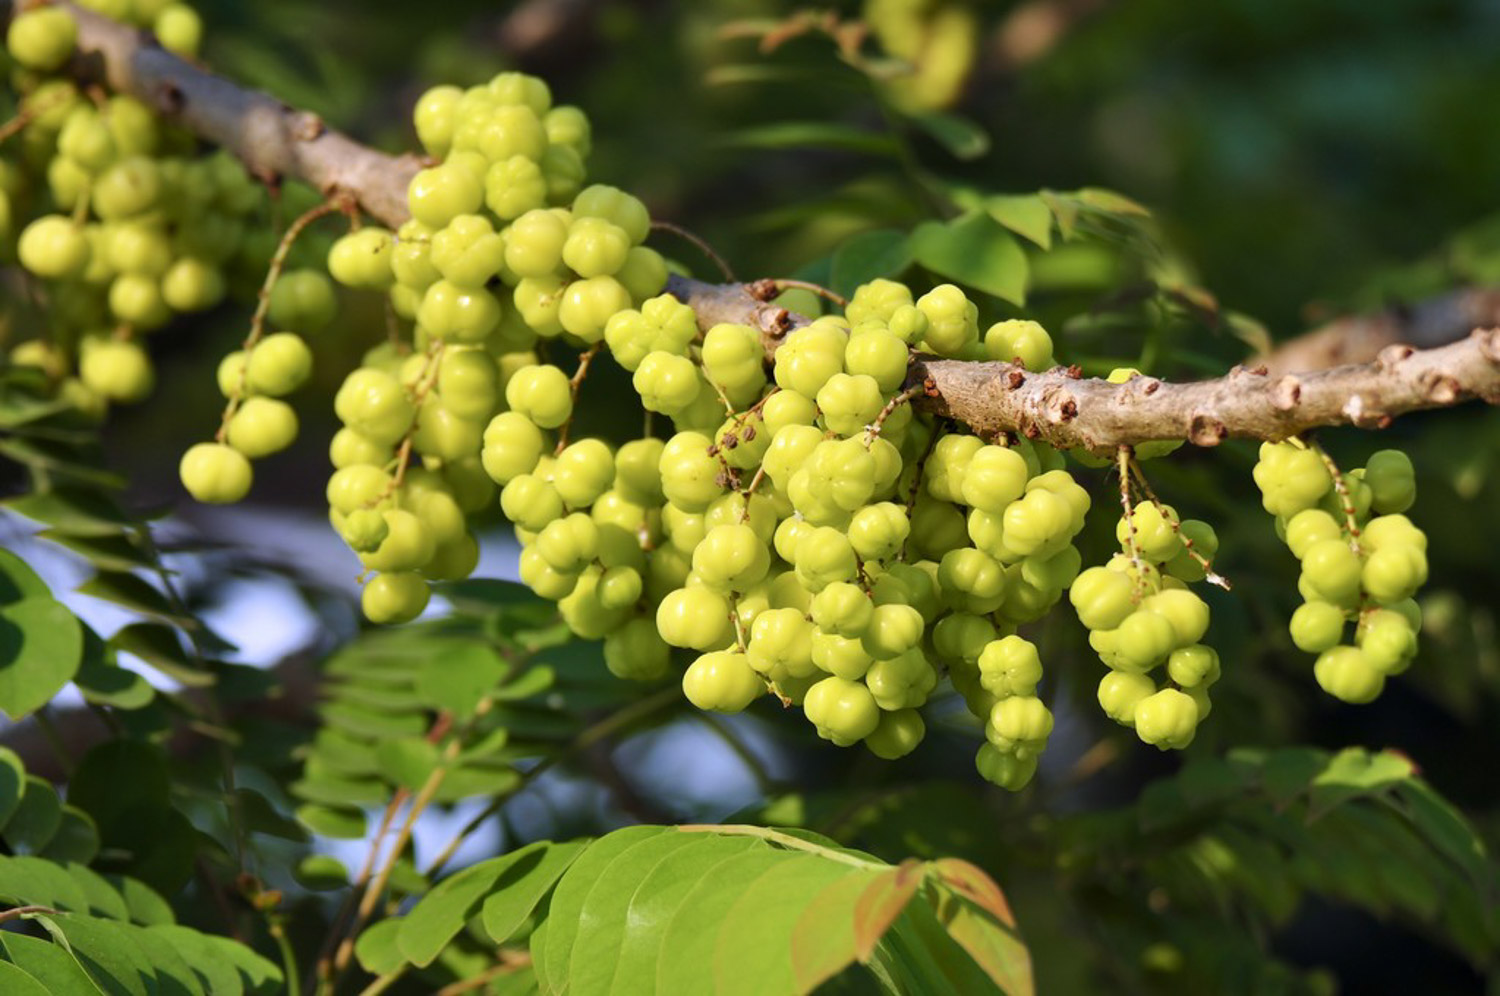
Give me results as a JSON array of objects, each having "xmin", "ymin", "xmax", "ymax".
[
  {"xmin": 650, "ymin": 219, "xmax": 734, "ymax": 281},
  {"xmin": 433, "ymin": 954, "xmax": 531, "ymax": 995},
  {"xmin": 1306, "ymin": 436, "xmax": 1362, "ymax": 545},
  {"xmin": 216, "ymin": 199, "xmax": 342, "ymax": 442},
  {"xmin": 553, "ymin": 343, "xmax": 602, "ymax": 454},
  {"xmin": 1126, "ymin": 457, "xmax": 1230, "ymax": 591},
  {"xmin": 1116, "ymin": 445, "xmax": 1146, "ymax": 596},
  {"xmin": 0, "ymin": 905, "xmax": 61, "ymax": 924},
  {"xmin": 767, "ymin": 278, "xmax": 848, "ymax": 309},
  {"xmin": 864, "ymin": 385, "xmax": 923, "ymax": 447}
]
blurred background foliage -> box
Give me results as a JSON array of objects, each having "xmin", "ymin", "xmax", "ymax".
[{"xmin": 5, "ymin": 0, "xmax": 1500, "ymax": 992}]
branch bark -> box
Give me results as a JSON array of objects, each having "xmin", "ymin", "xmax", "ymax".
[{"xmin": 12, "ymin": 1, "xmax": 1500, "ymax": 451}]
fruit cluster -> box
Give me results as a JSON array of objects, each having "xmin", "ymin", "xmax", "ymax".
[
  {"xmin": 4, "ymin": 2, "xmax": 257, "ymax": 415},
  {"xmin": 1257, "ymin": 443, "xmax": 1427, "ymax": 702},
  {"xmin": 1071, "ymin": 497, "xmax": 1221, "ymax": 751}
]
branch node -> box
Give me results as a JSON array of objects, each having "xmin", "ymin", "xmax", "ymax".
[
  {"xmin": 1477, "ymin": 327, "xmax": 1500, "ymax": 364},
  {"xmin": 1188, "ymin": 415, "xmax": 1227, "ymax": 447},
  {"xmin": 1141, "ymin": 377, "xmax": 1161, "ymax": 395},
  {"xmin": 1005, "ymin": 368, "xmax": 1025, "ymax": 389},
  {"xmin": 1377, "ymin": 343, "xmax": 1415, "ymax": 368},
  {"xmin": 1064, "ymin": 364, "xmax": 1083, "ymax": 379},
  {"xmin": 1272, "ymin": 375, "xmax": 1302, "ymax": 411},
  {"xmin": 1421, "ymin": 373, "xmax": 1461, "ymax": 404},
  {"xmin": 295, "ymin": 112, "xmax": 326, "ymax": 142}
]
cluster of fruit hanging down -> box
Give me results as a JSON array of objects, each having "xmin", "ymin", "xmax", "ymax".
[
  {"xmin": 3, "ymin": 3, "xmax": 258, "ymax": 415},
  {"xmin": 1257, "ymin": 442, "xmax": 1427, "ymax": 701},
  {"xmin": 154, "ymin": 62, "xmax": 1434, "ymax": 789}
]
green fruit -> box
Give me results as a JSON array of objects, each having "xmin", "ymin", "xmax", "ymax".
[
  {"xmin": 227, "ymin": 396, "xmax": 298, "ymax": 457},
  {"xmin": 683, "ymin": 650, "xmax": 763, "ymax": 712},
  {"xmin": 80, "ymin": 338, "xmax": 154, "ymax": 403},
  {"xmin": 803, "ymin": 676, "xmax": 880, "ymax": 746},
  {"xmin": 1133, "ymin": 688, "xmax": 1199, "ymax": 749},
  {"xmin": 180, "ymin": 442, "xmax": 253, "ymax": 504},
  {"xmin": 1314, "ymin": 645, "xmax": 1385, "ymax": 703},
  {"xmin": 361, "ymin": 572, "xmax": 430, "ymax": 624},
  {"xmin": 7, "ymin": 8, "xmax": 77, "ymax": 71}
]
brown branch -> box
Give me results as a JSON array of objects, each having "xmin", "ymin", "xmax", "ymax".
[
  {"xmin": 6, "ymin": 1, "xmax": 422, "ymax": 227},
  {"xmin": 15, "ymin": 3, "xmax": 1500, "ymax": 452},
  {"xmin": 1260, "ymin": 286, "xmax": 1500, "ymax": 375}
]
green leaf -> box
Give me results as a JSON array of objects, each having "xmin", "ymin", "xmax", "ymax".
[
  {"xmin": 536, "ymin": 826, "xmax": 666, "ymax": 991},
  {"xmin": 401, "ymin": 840, "xmax": 576, "ymax": 968},
  {"xmin": 712, "ymin": 856, "xmax": 876, "ymax": 996},
  {"xmin": 58, "ymin": 864, "xmax": 129, "ymax": 921},
  {"xmin": 35, "ymin": 532, "xmax": 154, "ymax": 574},
  {"xmin": 0, "ymin": 855, "xmax": 90, "ymax": 911},
  {"xmin": 1392, "ymin": 780, "xmax": 1490, "ymax": 883},
  {"xmin": 73, "ymin": 630, "xmax": 154, "ymax": 710},
  {"xmin": 0, "ymin": 746, "xmax": 26, "ymax": 827},
  {"xmin": 5, "ymin": 776, "xmax": 63, "ymax": 854},
  {"xmin": 354, "ymin": 918, "xmax": 405, "ymax": 976},
  {"xmin": 478, "ymin": 840, "xmax": 587, "ymax": 945},
  {"xmin": 1308, "ymin": 748, "xmax": 1415, "ymax": 818},
  {"xmin": 1073, "ymin": 186, "xmax": 1151, "ymax": 217},
  {"xmin": 492, "ymin": 664, "xmax": 555, "ymax": 702},
  {"xmin": 566, "ymin": 831, "xmax": 713, "ymax": 995},
  {"xmin": 198, "ymin": 933, "xmax": 282, "ymax": 995},
  {"xmin": 320, "ymin": 703, "xmax": 427, "ymax": 739},
  {"xmin": 1038, "ymin": 190, "xmax": 1079, "ymax": 240},
  {"xmin": 414, "ymin": 641, "xmax": 507, "ymax": 718},
  {"xmin": 0, "ymin": 597, "xmax": 83, "ymax": 719},
  {"xmin": 293, "ymin": 855, "xmax": 348, "ymax": 892},
  {"xmin": 1253, "ymin": 747, "xmax": 1327, "ymax": 809},
  {"xmin": 0, "ymin": 953, "xmax": 66, "ymax": 995},
  {"xmin": 295, "ymin": 805, "xmax": 367, "ymax": 840},
  {"xmin": 909, "ymin": 212, "xmax": 1029, "ymax": 306},
  {"xmin": 0, "ymin": 550, "xmax": 50, "ymax": 605},
  {"xmin": 0, "ymin": 931, "xmax": 104, "ymax": 995},
  {"xmin": 0, "ymin": 440, "xmax": 124, "ymax": 489},
  {"xmin": 110, "ymin": 624, "xmax": 213, "ymax": 688},
  {"xmin": 74, "ymin": 573, "xmax": 190, "ymax": 627},
  {"xmin": 3, "ymin": 490, "xmax": 132, "ymax": 538},
  {"xmin": 39, "ymin": 808, "xmax": 102, "ymax": 865},
  {"xmin": 721, "ymin": 122, "xmax": 900, "ymax": 157},
  {"xmin": 35, "ymin": 914, "xmax": 154, "ymax": 996},
  {"xmin": 985, "ymin": 195, "xmax": 1053, "ymax": 250},
  {"xmin": 374, "ymin": 738, "xmax": 440, "ymax": 791},
  {"xmin": 67, "ymin": 742, "xmax": 169, "ymax": 839},
  {"xmin": 830, "ymin": 229, "xmax": 912, "ymax": 299},
  {"xmin": 606, "ymin": 835, "xmax": 764, "ymax": 993},
  {"xmin": 116, "ymin": 921, "xmax": 207, "ymax": 996},
  {"xmin": 148, "ymin": 926, "xmax": 245, "ymax": 996},
  {"xmin": 106, "ymin": 876, "xmax": 175, "ymax": 927},
  {"xmin": 654, "ymin": 848, "xmax": 789, "ymax": 995},
  {"xmin": 908, "ymin": 111, "xmax": 990, "ymax": 160}
]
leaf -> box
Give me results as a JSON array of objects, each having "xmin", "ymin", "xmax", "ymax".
[
  {"xmin": 1038, "ymin": 190, "xmax": 1079, "ymax": 240},
  {"xmin": 106, "ymin": 876, "xmax": 175, "ymax": 927},
  {"xmin": 712, "ymin": 856, "xmax": 874, "ymax": 996},
  {"xmin": 536, "ymin": 826, "xmax": 666, "ymax": 991},
  {"xmin": 0, "ymin": 746, "xmax": 26, "ymax": 827},
  {"xmin": 886, "ymin": 896, "xmax": 1004, "ymax": 996},
  {"xmin": 354, "ymin": 918, "xmax": 406, "ymax": 976},
  {"xmin": 39, "ymin": 808, "xmax": 102, "ymax": 864},
  {"xmin": 73, "ymin": 633, "xmax": 155, "ymax": 711},
  {"xmin": 929, "ymin": 859, "xmax": 1017, "ymax": 929},
  {"xmin": 0, "ymin": 931, "xmax": 104, "ymax": 995},
  {"xmin": 35, "ymin": 532, "xmax": 153, "ymax": 574},
  {"xmin": 789, "ymin": 866, "xmax": 880, "ymax": 993},
  {"xmin": 0, "ymin": 956, "xmax": 63, "ymax": 995},
  {"xmin": 0, "ymin": 597, "xmax": 83, "ymax": 719},
  {"xmin": 374, "ymin": 738, "xmax": 440, "ymax": 791},
  {"xmin": 491, "ymin": 664, "xmax": 555, "ymax": 702},
  {"xmin": 928, "ymin": 885, "xmax": 1034, "ymax": 995},
  {"xmin": 606, "ymin": 835, "xmax": 765, "ymax": 995},
  {"xmin": 0, "ymin": 550, "xmax": 50, "ymax": 605},
  {"xmin": 1308, "ymin": 748, "xmax": 1415, "ymax": 819},
  {"xmin": 294, "ymin": 855, "xmax": 348, "ymax": 892},
  {"xmin": 148, "ymin": 926, "xmax": 245, "ymax": 996},
  {"xmin": 58, "ymin": 864, "xmax": 129, "ymax": 921},
  {"xmin": 1253, "ymin": 747, "xmax": 1327, "ymax": 809},
  {"xmin": 67, "ymin": 741, "xmax": 169, "ymax": 839},
  {"xmin": 1225, "ymin": 312, "xmax": 1273, "ymax": 357},
  {"xmin": 197, "ymin": 933, "xmax": 282, "ymax": 995},
  {"xmin": 5, "ymin": 776, "xmax": 63, "ymax": 854},
  {"xmin": 3, "ymin": 490, "xmax": 132, "ymax": 538},
  {"xmin": 654, "ymin": 848, "xmax": 790, "ymax": 995},
  {"xmin": 852, "ymin": 863, "xmax": 923, "ymax": 961},
  {"xmin": 0, "ymin": 855, "xmax": 90, "ymax": 911},
  {"xmin": 414, "ymin": 641, "xmax": 507, "ymax": 718},
  {"xmin": 566, "ymin": 832, "xmax": 714, "ymax": 995},
  {"xmin": 1073, "ymin": 187, "xmax": 1151, "ymax": 217},
  {"xmin": 478, "ymin": 840, "xmax": 587, "ymax": 945},
  {"xmin": 1391, "ymin": 780, "xmax": 1490, "ymax": 883},
  {"xmin": 986, "ymin": 195, "xmax": 1053, "ymax": 250},
  {"xmin": 74, "ymin": 573, "xmax": 190, "ymax": 627},
  {"xmin": 295, "ymin": 805, "xmax": 366, "ymax": 840},
  {"xmin": 402, "ymin": 841, "xmax": 572, "ymax": 968},
  {"xmin": 720, "ymin": 122, "xmax": 900, "ymax": 157},
  {"xmin": 909, "ymin": 212, "xmax": 1029, "ymax": 306},
  {"xmin": 35, "ymin": 914, "xmax": 154, "ymax": 996},
  {"xmin": 830, "ymin": 229, "xmax": 913, "ymax": 299},
  {"xmin": 908, "ymin": 111, "xmax": 990, "ymax": 160},
  {"xmin": 110, "ymin": 624, "xmax": 213, "ymax": 688}
]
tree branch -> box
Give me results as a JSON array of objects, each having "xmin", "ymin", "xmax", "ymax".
[{"xmin": 14, "ymin": 1, "xmax": 1500, "ymax": 451}]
